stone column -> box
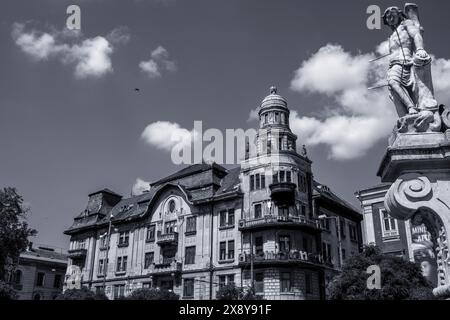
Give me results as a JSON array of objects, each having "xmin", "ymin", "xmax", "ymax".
[{"xmin": 378, "ymin": 129, "xmax": 450, "ymax": 297}]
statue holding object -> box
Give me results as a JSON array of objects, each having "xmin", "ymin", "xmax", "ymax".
[{"xmin": 382, "ymin": 3, "xmax": 450, "ymax": 134}]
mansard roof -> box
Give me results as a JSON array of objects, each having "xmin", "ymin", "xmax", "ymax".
[
  {"xmin": 313, "ymin": 180, "xmax": 362, "ymax": 221},
  {"xmin": 64, "ymin": 165, "xmax": 242, "ymax": 235}
]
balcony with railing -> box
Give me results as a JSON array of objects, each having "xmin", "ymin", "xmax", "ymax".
[
  {"xmin": 68, "ymin": 248, "xmax": 87, "ymax": 259},
  {"xmin": 238, "ymin": 250, "xmax": 326, "ymax": 268},
  {"xmin": 238, "ymin": 214, "xmax": 320, "ymax": 232},
  {"xmin": 150, "ymin": 257, "xmax": 182, "ymax": 275},
  {"xmin": 269, "ymin": 182, "xmax": 296, "ymax": 205},
  {"xmin": 156, "ymin": 231, "xmax": 179, "ymax": 246}
]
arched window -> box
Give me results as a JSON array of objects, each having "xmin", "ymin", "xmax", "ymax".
[
  {"xmin": 33, "ymin": 293, "xmax": 41, "ymax": 300},
  {"xmin": 14, "ymin": 270, "xmax": 22, "ymax": 284}
]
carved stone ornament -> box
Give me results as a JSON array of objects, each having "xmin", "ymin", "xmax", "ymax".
[{"xmin": 384, "ymin": 173, "xmax": 433, "ymax": 220}]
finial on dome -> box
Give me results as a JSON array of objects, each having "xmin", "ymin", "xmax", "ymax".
[{"xmin": 270, "ymin": 86, "xmax": 277, "ymax": 94}]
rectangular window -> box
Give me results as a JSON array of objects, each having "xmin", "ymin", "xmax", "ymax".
[
  {"xmin": 250, "ymin": 175, "xmax": 255, "ymax": 191},
  {"xmin": 279, "ymin": 235, "xmax": 290, "ymax": 252},
  {"xmin": 144, "ymin": 252, "xmax": 154, "ymax": 269},
  {"xmin": 349, "ymin": 224, "xmax": 358, "ymax": 241},
  {"xmin": 185, "ymin": 246, "xmax": 196, "ymax": 265},
  {"xmin": 302, "ymin": 237, "xmax": 309, "ymax": 252},
  {"xmin": 113, "ymin": 284, "xmax": 125, "ymax": 299},
  {"xmin": 227, "ymin": 209, "xmax": 235, "ymax": 227},
  {"xmin": 305, "ymin": 272, "xmax": 312, "ymax": 294},
  {"xmin": 254, "ymin": 204, "xmax": 262, "ymax": 219},
  {"xmin": 116, "ymin": 256, "xmax": 127, "ymax": 273},
  {"xmin": 186, "ymin": 216, "xmax": 196, "ymax": 234},
  {"xmin": 273, "ymin": 172, "xmax": 278, "ymax": 184},
  {"xmin": 280, "ymin": 171, "xmax": 285, "ymax": 182},
  {"xmin": 255, "ymin": 236, "xmax": 263, "ymax": 256},
  {"xmin": 280, "ymin": 272, "xmax": 291, "ymax": 292},
  {"xmin": 36, "ymin": 272, "xmax": 45, "ymax": 287},
  {"xmin": 146, "ymin": 225, "xmax": 155, "ymax": 242},
  {"xmin": 381, "ymin": 209, "xmax": 398, "ymax": 237},
  {"xmin": 118, "ymin": 231, "xmax": 129, "ymax": 246},
  {"xmin": 228, "ymin": 240, "xmax": 235, "ymax": 260},
  {"xmin": 219, "ymin": 242, "xmax": 227, "ymax": 261},
  {"xmin": 98, "ymin": 258, "xmax": 107, "ymax": 274},
  {"xmin": 95, "ymin": 286, "xmax": 105, "ymax": 294},
  {"xmin": 100, "ymin": 235, "xmax": 108, "ymax": 248},
  {"xmin": 261, "ymin": 174, "xmax": 265, "ymax": 188},
  {"xmin": 220, "ymin": 210, "xmax": 227, "ymax": 227},
  {"xmin": 255, "ymin": 273, "xmax": 264, "ymax": 293},
  {"xmin": 340, "ymin": 219, "xmax": 346, "ymax": 238},
  {"xmin": 164, "ymin": 220, "xmax": 177, "ymax": 234},
  {"xmin": 219, "ymin": 275, "xmax": 226, "ymax": 288},
  {"xmin": 227, "ymin": 274, "xmax": 235, "ymax": 286},
  {"xmin": 342, "ymin": 248, "xmax": 346, "ymax": 261},
  {"xmin": 53, "ymin": 274, "xmax": 62, "ymax": 289},
  {"xmin": 255, "ymin": 173, "xmax": 260, "ymax": 189},
  {"xmin": 279, "ymin": 206, "xmax": 289, "ymax": 219},
  {"xmin": 286, "ymin": 171, "xmax": 291, "ymax": 183},
  {"xmin": 183, "ymin": 278, "xmax": 194, "ymax": 298}
]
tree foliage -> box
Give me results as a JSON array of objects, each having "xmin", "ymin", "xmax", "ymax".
[
  {"xmin": 125, "ymin": 288, "xmax": 179, "ymax": 300},
  {"xmin": 55, "ymin": 287, "xmax": 109, "ymax": 300},
  {"xmin": 0, "ymin": 280, "xmax": 18, "ymax": 300},
  {"xmin": 0, "ymin": 187, "xmax": 36, "ymax": 281},
  {"xmin": 327, "ymin": 245, "xmax": 435, "ymax": 300},
  {"xmin": 216, "ymin": 284, "xmax": 263, "ymax": 300}
]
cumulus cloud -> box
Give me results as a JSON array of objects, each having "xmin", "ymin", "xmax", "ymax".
[
  {"xmin": 141, "ymin": 121, "xmax": 197, "ymax": 151},
  {"xmin": 139, "ymin": 45, "xmax": 176, "ymax": 78},
  {"xmin": 247, "ymin": 108, "xmax": 259, "ymax": 122},
  {"xmin": 12, "ymin": 22, "xmax": 129, "ymax": 79},
  {"xmin": 132, "ymin": 178, "xmax": 150, "ymax": 196},
  {"xmin": 288, "ymin": 43, "xmax": 450, "ymax": 160}
]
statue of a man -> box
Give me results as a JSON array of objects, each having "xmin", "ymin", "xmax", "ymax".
[{"xmin": 383, "ymin": 4, "xmax": 438, "ymax": 119}]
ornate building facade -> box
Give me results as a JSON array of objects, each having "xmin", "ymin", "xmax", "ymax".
[{"xmin": 63, "ymin": 87, "xmax": 362, "ymax": 300}]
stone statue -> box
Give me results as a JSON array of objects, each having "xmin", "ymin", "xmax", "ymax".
[{"xmin": 382, "ymin": 4, "xmax": 447, "ymax": 133}]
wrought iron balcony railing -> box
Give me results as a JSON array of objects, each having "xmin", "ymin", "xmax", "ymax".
[
  {"xmin": 156, "ymin": 231, "xmax": 179, "ymax": 245},
  {"xmin": 68, "ymin": 248, "xmax": 87, "ymax": 259},
  {"xmin": 238, "ymin": 250, "xmax": 325, "ymax": 267},
  {"xmin": 238, "ymin": 215, "xmax": 320, "ymax": 231}
]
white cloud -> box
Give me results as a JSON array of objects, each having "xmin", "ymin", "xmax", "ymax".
[
  {"xmin": 12, "ymin": 22, "xmax": 128, "ymax": 79},
  {"xmin": 290, "ymin": 44, "xmax": 372, "ymax": 96},
  {"xmin": 132, "ymin": 178, "xmax": 150, "ymax": 196},
  {"xmin": 139, "ymin": 60, "xmax": 160, "ymax": 78},
  {"xmin": 289, "ymin": 43, "xmax": 450, "ymax": 160},
  {"xmin": 106, "ymin": 26, "xmax": 131, "ymax": 45},
  {"xmin": 139, "ymin": 45, "xmax": 176, "ymax": 78},
  {"xmin": 247, "ymin": 108, "xmax": 259, "ymax": 122},
  {"xmin": 141, "ymin": 121, "xmax": 197, "ymax": 151}
]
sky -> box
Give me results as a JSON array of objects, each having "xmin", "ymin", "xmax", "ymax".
[{"xmin": 1, "ymin": 0, "xmax": 450, "ymax": 249}]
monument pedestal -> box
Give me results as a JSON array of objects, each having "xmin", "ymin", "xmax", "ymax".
[{"xmin": 378, "ymin": 130, "xmax": 450, "ymax": 297}]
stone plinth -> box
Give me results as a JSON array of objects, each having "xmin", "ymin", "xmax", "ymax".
[{"xmin": 378, "ymin": 130, "xmax": 450, "ymax": 293}]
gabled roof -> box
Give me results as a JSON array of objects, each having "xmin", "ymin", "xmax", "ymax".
[
  {"xmin": 150, "ymin": 162, "xmax": 227, "ymax": 186},
  {"xmin": 21, "ymin": 247, "xmax": 68, "ymax": 264},
  {"xmin": 313, "ymin": 180, "xmax": 361, "ymax": 217},
  {"xmin": 88, "ymin": 188, "xmax": 122, "ymax": 198}
]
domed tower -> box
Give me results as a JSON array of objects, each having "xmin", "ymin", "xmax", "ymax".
[
  {"xmin": 257, "ymin": 86, "xmax": 298, "ymax": 155},
  {"xmin": 239, "ymin": 86, "xmax": 324, "ymax": 300}
]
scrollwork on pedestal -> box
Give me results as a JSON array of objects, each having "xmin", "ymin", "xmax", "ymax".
[{"xmin": 385, "ymin": 173, "xmax": 433, "ymax": 220}]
